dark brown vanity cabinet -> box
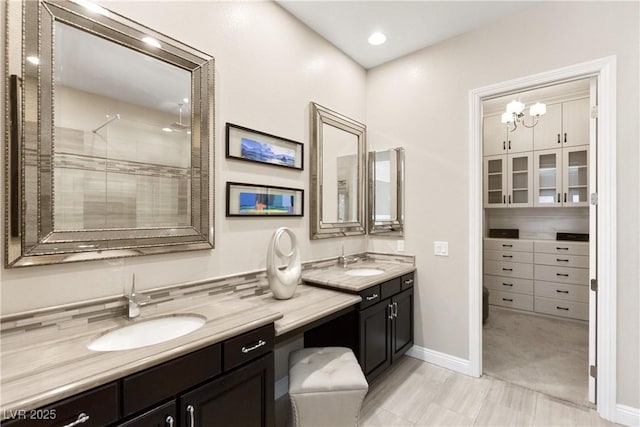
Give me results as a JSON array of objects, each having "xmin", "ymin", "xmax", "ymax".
[{"xmin": 3, "ymin": 324, "xmax": 275, "ymax": 427}]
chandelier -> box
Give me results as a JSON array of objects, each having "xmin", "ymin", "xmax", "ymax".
[{"xmin": 501, "ymin": 100, "xmax": 546, "ymax": 132}]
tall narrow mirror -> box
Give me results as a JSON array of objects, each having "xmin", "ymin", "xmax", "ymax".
[
  {"xmin": 310, "ymin": 103, "xmax": 366, "ymax": 239},
  {"xmin": 5, "ymin": 0, "xmax": 214, "ymax": 267},
  {"xmin": 368, "ymin": 148, "xmax": 405, "ymax": 235}
]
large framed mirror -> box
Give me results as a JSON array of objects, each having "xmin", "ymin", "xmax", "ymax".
[
  {"xmin": 368, "ymin": 148, "xmax": 405, "ymax": 236},
  {"xmin": 309, "ymin": 102, "xmax": 366, "ymax": 239},
  {"xmin": 4, "ymin": 0, "xmax": 214, "ymax": 267}
]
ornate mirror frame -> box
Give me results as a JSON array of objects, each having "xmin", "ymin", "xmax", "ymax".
[
  {"xmin": 368, "ymin": 147, "xmax": 405, "ymax": 236},
  {"xmin": 4, "ymin": 0, "xmax": 214, "ymax": 267},
  {"xmin": 309, "ymin": 102, "xmax": 366, "ymax": 239}
]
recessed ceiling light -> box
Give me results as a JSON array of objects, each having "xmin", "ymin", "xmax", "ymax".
[
  {"xmin": 368, "ymin": 32, "xmax": 387, "ymax": 46},
  {"xmin": 162, "ymin": 127, "xmax": 173, "ymax": 133},
  {"xmin": 26, "ymin": 56, "xmax": 40, "ymax": 65},
  {"xmin": 142, "ymin": 37, "xmax": 161, "ymax": 48}
]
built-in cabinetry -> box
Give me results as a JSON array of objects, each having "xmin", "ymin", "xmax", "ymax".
[
  {"xmin": 305, "ymin": 272, "xmax": 414, "ymax": 382},
  {"xmin": 3, "ymin": 325, "xmax": 275, "ymax": 427},
  {"xmin": 484, "ymin": 98, "xmax": 590, "ymax": 209},
  {"xmin": 484, "ymin": 238, "xmax": 588, "ymax": 320}
]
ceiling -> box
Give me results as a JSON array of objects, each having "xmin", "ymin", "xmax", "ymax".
[{"xmin": 276, "ymin": 1, "xmax": 537, "ymax": 69}]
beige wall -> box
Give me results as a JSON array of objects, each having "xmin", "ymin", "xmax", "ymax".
[
  {"xmin": 366, "ymin": 1, "xmax": 639, "ymax": 408},
  {"xmin": 0, "ymin": 0, "xmax": 367, "ymax": 312}
]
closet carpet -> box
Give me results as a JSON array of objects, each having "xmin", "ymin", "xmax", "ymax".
[{"xmin": 483, "ymin": 305, "xmax": 590, "ymax": 408}]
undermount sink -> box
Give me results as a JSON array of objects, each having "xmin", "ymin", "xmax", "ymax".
[
  {"xmin": 345, "ymin": 268, "xmax": 385, "ymax": 277},
  {"xmin": 88, "ymin": 315, "xmax": 206, "ymax": 352}
]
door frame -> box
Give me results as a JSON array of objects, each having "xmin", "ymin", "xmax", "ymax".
[{"xmin": 468, "ymin": 56, "xmax": 617, "ymax": 420}]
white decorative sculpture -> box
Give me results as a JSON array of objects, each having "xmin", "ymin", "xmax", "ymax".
[{"xmin": 266, "ymin": 227, "xmax": 301, "ymax": 300}]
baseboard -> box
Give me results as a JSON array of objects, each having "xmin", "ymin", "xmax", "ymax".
[
  {"xmin": 405, "ymin": 345, "xmax": 473, "ymax": 376},
  {"xmin": 275, "ymin": 376, "xmax": 289, "ymax": 399},
  {"xmin": 615, "ymin": 404, "xmax": 640, "ymax": 426}
]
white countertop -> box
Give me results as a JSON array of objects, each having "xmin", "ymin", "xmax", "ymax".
[{"xmin": 301, "ymin": 261, "xmax": 416, "ymax": 292}]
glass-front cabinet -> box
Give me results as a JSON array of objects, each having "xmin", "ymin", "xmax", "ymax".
[
  {"xmin": 484, "ymin": 153, "xmax": 533, "ymax": 208},
  {"xmin": 563, "ymin": 146, "xmax": 589, "ymax": 206},
  {"xmin": 533, "ymin": 146, "xmax": 589, "ymax": 207},
  {"xmin": 534, "ymin": 149, "xmax": 562, "ymax": 207},
  {"xmin": 484, "ymin": 155, "xmax": 507, "ymax": 207}
]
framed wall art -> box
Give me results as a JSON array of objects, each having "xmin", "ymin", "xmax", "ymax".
[
  {"xmin": 226, "ymin": 182, "xmax": 304, "ymax": 217},
  {"xmin": 225, "ymin": 123, "xmax": 303, "ymax": 170}
]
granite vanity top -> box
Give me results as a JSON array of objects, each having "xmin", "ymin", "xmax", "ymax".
[
  {"xmin": 302, "ymin": 261, "xmax": 416, "ymax": 292},
  {"xmin": 0, "ymin": 282, "xmax": 362, "ymax": 416}
]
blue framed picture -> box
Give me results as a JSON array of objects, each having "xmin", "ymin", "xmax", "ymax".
[
  {"xmin": 226, "ymin": 182, "xmax": 304, "ymax": 217},
  {"xmin": 226, "ymin": 123, "xmax": 303, "ymax": 170}
]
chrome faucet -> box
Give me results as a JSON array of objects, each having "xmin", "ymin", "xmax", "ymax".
[
  {"xmin": 125, "ymin": 274, "xmax": 150, "ymax": 318},
  {"xmin": 337, "ymin": 245, "xmax": 359, "ymax": 268}
]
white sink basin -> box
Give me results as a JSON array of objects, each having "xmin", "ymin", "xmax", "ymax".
[
  {"xmin": 88, "ymin": 315, "xmax": 206, "ymax": 352},
  {"xmin": 345, "ymin": 268, "xmax": 385, "ymax": 277}
]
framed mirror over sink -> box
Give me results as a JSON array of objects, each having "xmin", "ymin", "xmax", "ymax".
[{"xmin": 4, "ymin": 0, "xmax": 215, "ymax": 267}]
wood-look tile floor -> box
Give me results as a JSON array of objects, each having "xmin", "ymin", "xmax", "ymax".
[{"xmin": 275, "ymin": 355, "xmax": 620, "ymax": 427}]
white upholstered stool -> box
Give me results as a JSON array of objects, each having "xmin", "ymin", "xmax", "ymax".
[{"xmin": 288, "ymin": 347, "xmax": 368, "ymax": 427}]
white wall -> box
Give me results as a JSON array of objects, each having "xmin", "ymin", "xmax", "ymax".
[
  {"xmin": 0, "ymin": 0, "xmax": 367, "ymax": 313},
  {"xmin": 366, "ymin": 1, "xmax": 639, "ymax": 408}
]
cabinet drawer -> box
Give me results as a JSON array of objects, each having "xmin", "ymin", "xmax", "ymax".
[
  {"xmin": 122, "ymin": 343, "xmax": 222, "ymax": 416},
  {"xmin": 535, "ymin": 241, "xmax": 588, "ymax": 256},
  {"xmin": 118, "ymin": 401, "xmax": 176, "ymax": 427},
  {"xmin": 359, "ymin": 285, "xmax": 381, "ymax": 309},
  {"xmin": 484, "ymin": 260, "xmax": 533, "ymax": 279},
  {"xmin": 534, "ymin": 264, "xmax": 588, "ymax": 286},
  {"xmin": 535, "ymin": 281, "xmax": 589, "ymax": 303},
  {"xmin": 380, "ymin": 277, "xmax": 402, "ymax": 300},
  {"xmin": 3, "ymin": 383, "xmax": 119, "ymax": 427},
  {"xmin": 224, "ymin": 324, "xmax": 274, "ymax": 371},
  {"xmin": 534, "ymin": 252, "xmax": 588, "ymax": 269},
  {"xmin": 484, "ymin": 275, "xmax": 533, "ymax": 295},
  {"xmin": 401, "ymin": 273, "xmax": 415, "ymax": 290},
  {"xmin": 534, "ymin": 296, "xmax": 588, "ymax": 320},
  {"xmin": 484, "ymin": 250, "xmax": 533, "ymax": 264},
  {"xmin": 488, "ymin": 290, "xmax": 533, "ymax": 311},
  {"xmin": 484, "ymin": 239, "xmax": 533, "ymax": 252}
]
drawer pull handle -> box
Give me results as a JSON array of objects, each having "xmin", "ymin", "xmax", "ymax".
[
  {"xmin": 502, "ymin": 255, "xmax": 513, "ymax": 258},
  {"xmin": 366, "ymin": 293, "xmax": 379, "ymax": 301},
  {"xmin": 502, "ymin": 298, "xmax": 513, "ymax": 302},
  {"xmin": 166, "ymin": 416, "xmax": 175, "ymax": 427},
  {"xmin": 502, "ymin": 268, "xmax": 513, "ymax": 272},
  {"xmin": 556, "ymin": 247, "xmax": 569, "ymax": 250},
  {"xmin": 556, "ymin": 273, "xmax": 569, "ymax": 277},
  {"xmin": 242, "ymin": 340, "xmax": 266, "ymax": 354},
  {"xmin": 556, "ymin": 306, "xmax": 570, "ymax": 311},
  {"xmin": 502, "ymin": 244, "xmax": 513, "ymax": 248},
  {"xmin": 404, "ymin": 279, "xmax": 414, "ymax": 285},
  {"xmin": 556, "ymin": 290, "xmax": 569, "ymax": 294},
  {"xmin": 62, "ymin": 413, "xmax": 89, "ymax": 427},
  {"xmin": 502, "ymin": 283, "xmax": 513, "ymax": 287},
  {"xmin": 556, "ymin": 259, "xmax": 570, "ymax": 262},
  {"xmin": 186, "ymin": 405, "xmax": 195, "ymax": 427}
]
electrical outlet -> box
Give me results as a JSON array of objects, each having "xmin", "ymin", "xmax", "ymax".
[
  {"xmin": 434, "ymin": 241, "xmax": 449, "ymax": 256},
  {"xmin": 397, "ymin": 240, "xmax": 405, "ymax": 252}
]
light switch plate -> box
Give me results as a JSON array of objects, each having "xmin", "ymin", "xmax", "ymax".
[
  {"xmin": 397, "ymin": 240, "xmax": 405, "ymax": 252},
  {"xmin": 434, "ymin": 241, "xmax": 449, "ymax": 256}
]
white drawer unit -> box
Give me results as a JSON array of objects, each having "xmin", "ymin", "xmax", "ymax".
[
  {"xmin": 490, "ymin": 290, "xmax": 534, "ymax": 311},
  {"xmin": 534, "ymin": 241, "xmax": 588, "ymax": 256},
  {"xmin": 484, "ymin": 250, "xmax": 534, "ymax": 264},
  {"xmin": 534, "ymin": 252, "xmax": 589, "ymax": 269},
  {"xmin": 534, "ymin": 264, "xmax": 589, "ymax": 286},
  {"xmin": 534, "ymin": 280, "xmax": 589, "ymax": 303},
  {"xmin": 534, "ymin": 296, "xmax": 589, "ymax": 321},
  {"xmin": 484, "ymin": 239, "xmax": 534, "ymax": 252},
  {"xmin": 484, "ymin": 275, "xmax": 533, "ymax": 295},
  {"xmin": 485, "ymin": 260, "xmax": 534, "ymax": 280}
]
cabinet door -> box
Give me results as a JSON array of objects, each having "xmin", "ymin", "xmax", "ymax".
[
  {"xmin": 562, "ymin": 98, "xmax": 590, "ymax": 147},
  {"xmin": 483, "ymin": 114, "xmax": 507, "ymax": 156},
  {"xmin": 562, "ymin": 146, "xmax": 589, "ymax": 206},
  {"xmin": 391, "ymin": 287, "xmax": 413, "ymax": 362},
  {"xmin": 484, "ymin": 155, "xmax": 507, "ymax": 208},
  {"xmin": 359, "ymin": 299, "xmax": 392, "ymax": 381},
  {"xmin": 179, "ymin": 352, "xmax": 274, "ymax": 427},
  {"xmin": 533, "ymin": 103, "xmax": 562, "ymax": 150},
  {"xmin": 507, "ymin": 153, "xmax": 533, "ymax": 207},
  {"xmin": 506, "ymin": 123, "xmax": 533, "ymax": 153},
  {"xmin": 533, "ymin": 148, "xmax": 562, "ymax": 207}
]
